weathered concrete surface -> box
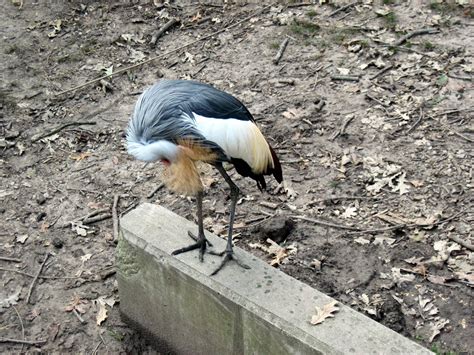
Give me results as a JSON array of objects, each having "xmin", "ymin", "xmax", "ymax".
[{"xmin": 118, "ymin": 203, "xmax": 432, "ymax": 355}]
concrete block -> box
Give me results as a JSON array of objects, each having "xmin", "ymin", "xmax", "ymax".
[{"xmin": 118, "ymin": 203, "xmax": 432, "ymax": 355}]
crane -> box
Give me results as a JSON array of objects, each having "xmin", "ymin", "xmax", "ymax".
[{"xmin": 126, "ymin": 80, "xmax": 283, "ymax": 275}]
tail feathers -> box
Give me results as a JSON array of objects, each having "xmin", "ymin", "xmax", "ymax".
[
  {"xmin": 268, "ymin": 144, "xmax": 283, "ymax": 183},
  {"xmin": 231, "ymin": 143, "xmax": 282, "ymax": 192}
]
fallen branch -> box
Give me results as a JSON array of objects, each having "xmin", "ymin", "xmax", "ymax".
[
  {"xmin": 447, "ymin": 235, "xmax": 474, "ymax": 252},
  {"xmin": 328, "ymin": 1, "xmax": 359, "ymax": 17},
  {"xmin": 31, "ymin": 122, "xmax": 96, "ymax": 142},
  {"xmin": 330, "ymin": 75, "xmax": 360, "ymax": 82},
  {"xmin": 56, "ymin": 5, "xmax": 273, "ymax": 96},
  {"xmin": 149, "ymin": 17, "xmax": 180, "ymax": 46},
  {"xmin": 273, "ymin": 38, "xmax": 290, "ymax": 65},
  {"xmin": 26, "ymin": 253, "xmax": 50, "ymax": 304},
  {"xmin": 0, "ymin": 256, "xmax": 22, "ymax": 263},
  {"xmin": 0, "ymin": 338, "xmax": 47, "ymax": 346},
  {"xmin": 393, "ymin": 28, "xmax": 439, "ymax": 47},
  {"xmin": 112, "ymin": 194, "xmax": 120, "ymax": 243}
]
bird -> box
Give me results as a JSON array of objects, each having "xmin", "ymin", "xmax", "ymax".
[{"xmin": 126, "ymin": 79, "xmax": 283, "ymax": 275}]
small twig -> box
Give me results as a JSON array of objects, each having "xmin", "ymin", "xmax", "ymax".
[
  {"xmin": 56, "ymin": 5, "xmax": 272, "ymax": 96},
  {"xmin": 0, "ymin": 338, "xmax": 47, "ymax": 345},
  {"xmin": 393, "ymin": 28, "xmax": 439, "ymax": 47},
  {"xmin": 308, "ymin": 195, "xmax": 380, "ymax": 206},
  {"xmin": 149, "ymin": 18, "xmax": 180, "ymax": 46},
  {"xmin": 328, "ymin": 1, "xmax": 359, "ymax": 17},
  {"xmin": 0, "ymin": 256, "xmax": 22, "ymax": 263},
  {"xmin": 26, "ymin": 253, "xmax": 50, "ymax": 304},
  {"xmin": 287, "ymin": 2, "xmax": 315, "ymax": 8},
  {"xmin": 447, "ymin": 235, "xmax": 474, "ymax": 252},
  {"xmin": 330, "ymin": 75, "xmax": 360, "ymax": 82},
  {"xmin": 147, "ymin": 183, "xmax": 165, "ymax": 199},
  {"xmin": 72, "ymin": 309, "xmax": 85, "ymax": 324},
  {"xmin": 112, "ymin": 195, "xmax": 120, "ymax": 243},
  {"xmin": 92, "ymin": 339, "xmax": 103, "ymax": 355},
  {"xmin": 447, "ymin": 73, "xmax": 473, "ymax": 81},
  {"xmin": 295, "ymin": 210, "xmax": 465, "ymax": 235},
  {"xmin": 31, "ymin": 122, "xmax": 96, "ymax": 142},
  {"xmin": 273, "ymin": 38, "xmax": 290, "ymax": 65},
  {"xmin": 348, "ymin": 210, "xmax": 466, "ymax": 235},
  {"xmin": 370, "ymin": 64, "xmax": 394, "ymax": 80},
  {"xmin": 450, "ymin": 130, "xmax": 474, "ymax": 143},
  {"xmin": 330, "ymin": 114, "xmax": 355, "ymax": 140},
  {"xmin": 82, "ymin": 214, "xmax": 112, "ymax": 225},
  {"xmin": 430, "ymin": 107, "xmax": 474, "ymax": 117},
  {"xmin": 366, "ymin": 93, "xmax": 389, "ymax": 107},
  {"xmin": 60, "ymin": 208, "xmax": 110, "ymax": 228},
  {"xmin": 0, "ymin": 267, "xmax": 80, "ymax": 279},
  {"xmin": 293, "ymin": 216, "xmax": 362, "ymax": 231},
  {"xmin": 407, "ymin": 106, "xmax": 424, "ymax": 134},
  {"xmin": 12, "ymin": 306, "xmax": 25, "ymax": 351}
]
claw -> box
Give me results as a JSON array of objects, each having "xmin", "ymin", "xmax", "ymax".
[
  {"xmin": 210, "ymin": 250, "xmax": 250, "ymax": 276},
  {"xmin": 171, "ymin": 231, "xmax": 214, "ymax": 262}
]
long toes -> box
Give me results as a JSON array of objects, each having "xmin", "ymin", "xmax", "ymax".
[
  {"xmin": 210, "ymin": 252, "xmax": 250, "ymax": 276},
  {"xmin": 187, "ymin": 231, "xmax": 199, "ymax": 242},
  {"xmin": 187, "ymin": 231, "xmax": 213, "ymax": 247},
  {"xmin": 208, "ymin": 249, "xmax": 225, "ymax": 257},
  {"xmin": 171, "ymin": 242, "xmax": 201, "ymax": 255}
]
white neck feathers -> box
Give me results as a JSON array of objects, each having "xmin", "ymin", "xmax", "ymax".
[{"xmin": 127, "ymin": 140, "xmax": 179, "ymax": 162}]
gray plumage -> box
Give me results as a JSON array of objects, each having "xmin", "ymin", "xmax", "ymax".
[{"xmin": 126, "ymin": 80, "xmax": 254, "ymax": 162}]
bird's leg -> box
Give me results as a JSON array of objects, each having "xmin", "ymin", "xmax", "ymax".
[
  {"xmin": 171, "ymin": 191, "xmax": 211, "ymax": 262},
  {"xmin": 211, "ymin": 165, "xmax": 250, "ymax": 276}
]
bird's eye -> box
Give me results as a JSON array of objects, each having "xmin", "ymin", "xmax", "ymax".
[{"xmin": 161, "ymin": 159, "xmax": 171, "ymax": 166}]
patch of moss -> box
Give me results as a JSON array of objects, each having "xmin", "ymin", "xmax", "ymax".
[
  {"xmin": 289, "ymin": 19, "xmax": 320, "ymax": 36},
  {"xmin": 423, "ymin": 41, "xmax": 436, "ymax": 50},
  {"xmin": 306, "ymin": 9, "xmax": 317, "ymax": 18},
  {"xmin": 430, "ymin": 343, "xmax": 459, "ymax": 355},
  {"xmin": 269, "ymin": 41, "xmax": 280, "ymax": 50},
  {"xmin": 384, "ymin": 11, "xmax": 397, "ymax": 29},
  {"xmin": 4, "ymin": 44, "xmax": 18, "ymax": 54}
]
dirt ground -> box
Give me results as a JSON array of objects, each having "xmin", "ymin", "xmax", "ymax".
[{"xmin": 1, "ymin": 1, "xmax": 473, "ymax": 354}]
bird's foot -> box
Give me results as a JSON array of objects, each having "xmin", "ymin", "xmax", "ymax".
[
  {"xmin": 187, "ymin": 231, "xmax": 213, "ymax": 247},
  {"xmin": 171, "ymin": 231, "xmax": 212, "ymax": 262},
  {"xmin": 211, "ymin": 250, "xmax": 251, "ymax": 276}
]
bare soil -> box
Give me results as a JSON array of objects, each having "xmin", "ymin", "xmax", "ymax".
[{"xmin": 1, "ymin": 1, "xmax": 473, "ymax": 354}]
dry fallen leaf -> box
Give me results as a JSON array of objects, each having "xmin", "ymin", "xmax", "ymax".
[
  {"xmin": 16, "ymin": 234, "xmax": 29, "ymax": 244},
  {"xmin": 429, "ymin": 318, "xmax": 449, "ymax": 343},
  {"xmin": 342, "ymin": 206, "xmax": 357, "ymax": 219},
  {"xmin": 249, "ymin": 239, "xmax": 297, "ymax": 267},
  {"xmin": 0, "ymin": 287, "xmax": 22, "ymax": 311},
  {"xmin": 70, "ymin": 152, "xmax": 92, "ymax": 161},
  {"xmin": 65, "ymin": 295, "xmax": 88, "ymax": 314},
  {"xmin": 96, "ymin": 299, "xmax": 108, "ymax": 326},
  {"xmin": 310, "ymin": 300, "xmax": 339, "ymax": 325}
]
